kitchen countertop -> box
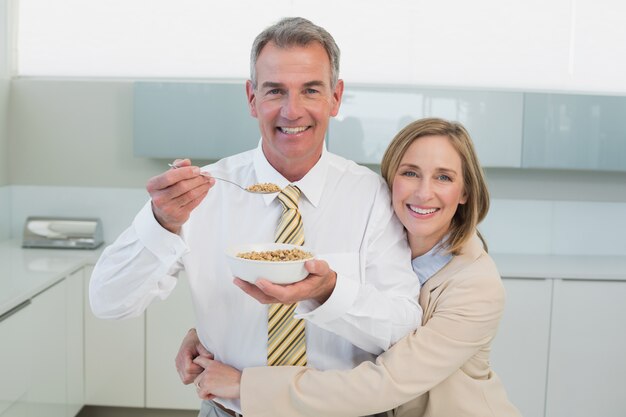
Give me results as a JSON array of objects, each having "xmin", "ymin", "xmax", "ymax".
[
  {"xmin": 0, "ymin": 239, "xmax": 102, "ymax": 317},
  {"xmin": 492, "ymin": 253, "xmax": 626, "ymax": 280},
  {"xmin": 2, "ymin": 238, "xmax": 626, "ymax": 317}
]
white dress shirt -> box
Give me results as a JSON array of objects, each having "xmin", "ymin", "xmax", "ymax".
[{"xmin": 90, "ymin": 143, "xmax": 422, "ymax": 413}]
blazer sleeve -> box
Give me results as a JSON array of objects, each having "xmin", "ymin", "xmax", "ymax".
[{"xmin": 240, "ymin": 261, "xmax": 505, "ymax": 417}]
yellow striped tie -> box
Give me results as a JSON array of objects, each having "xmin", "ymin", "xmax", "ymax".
[{"xmin": 268, "ymin": 185, "xmax": 307, "ymax": 366}]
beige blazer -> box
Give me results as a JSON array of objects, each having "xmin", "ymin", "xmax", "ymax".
[{"xmin": 241, "ymin": 234, "xmax": 522, "ymax": 417}]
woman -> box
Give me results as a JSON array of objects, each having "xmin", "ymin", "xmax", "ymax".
[{"xmin": 185, "ymin": 118, "xmax": 522, "ymax": 417}]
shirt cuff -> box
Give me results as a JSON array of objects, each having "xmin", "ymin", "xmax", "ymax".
[
  {"xmin": 295, "ymin": 272, "xmax": 359, "ymax": 324},
  {"xmin": 133, "ymin": 201, "xmax": 189, "ymax": 260}
]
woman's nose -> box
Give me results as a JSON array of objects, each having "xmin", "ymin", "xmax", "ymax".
[{"xmin": 414, "ymin": 180, "xmax": 433, "ymax": 200}]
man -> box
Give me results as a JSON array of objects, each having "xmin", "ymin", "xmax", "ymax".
[{"xmin": 90, "ymin": 17, "xmax": 421, "ymax": 417}]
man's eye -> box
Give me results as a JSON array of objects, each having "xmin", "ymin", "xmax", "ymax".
[
  {"xmin": 305, "ymin": 88, "xmax": 319, "ymax": 94},
  {"xmin": 267, "ymin": 89, "xmax": 281, "ymax": 95}
]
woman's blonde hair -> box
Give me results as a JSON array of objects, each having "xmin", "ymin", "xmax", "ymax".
[{"xmin": 380, "ymin": 118, "xmax": 490, "ymax": 255}]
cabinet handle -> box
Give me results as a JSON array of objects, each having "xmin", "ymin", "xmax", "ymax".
[{"xmin": 0, "ymin": 300, "xmax": 32, "ymax": 323}]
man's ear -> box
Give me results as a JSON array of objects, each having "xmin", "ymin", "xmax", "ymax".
[
  {"xmin": 330, "ymin": 79, "xmax": 344, "ymax": 117},
  {"xmin": 246, "ymin": 80, "xmax": 258, "ymax": 118}
]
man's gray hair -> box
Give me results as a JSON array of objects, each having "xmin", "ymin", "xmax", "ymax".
[{"xmin": 250, "ymin": 17, "xmax": 341, "ymax": 89}]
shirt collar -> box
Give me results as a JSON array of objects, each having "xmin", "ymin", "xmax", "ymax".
[
  {"xmin": 411, "ymin": 240, "xmax": 453, "ymax": 286},
  {"xmin": 252, "ymin": 139, "xmax": 329, "ymax": 208}
]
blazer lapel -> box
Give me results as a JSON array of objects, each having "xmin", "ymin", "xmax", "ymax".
[{"xmin": 418, "ymin": 234, "xmax": 485, "ymax": 310}]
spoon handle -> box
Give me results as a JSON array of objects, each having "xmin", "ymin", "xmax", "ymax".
[{"xmin": 167, "ymin": 163, "xmax": 275, "ymax": 194}]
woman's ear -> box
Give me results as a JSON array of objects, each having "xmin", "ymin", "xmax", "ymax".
[{"xmin": 459, "ymin": 189, "xmax": 468, "ymax": 205}]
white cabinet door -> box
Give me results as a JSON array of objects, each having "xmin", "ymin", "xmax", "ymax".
[
  {"xmin": 65, "ymin": 269, "xmax": 84, "ymax": 417},
  {"xmin": 83, "ymin": 266, "xmax": 145, "ymax": 407},
  {"xmin": 26, "ymin": 280, "xmax": 67, "ymax": 417},
  {"xmin": 0, "ymin": 300, "xmax": 32, "ymax": 416},
  {"xmin": 146, "ymin": 272, "xmax": 200, "ymax": 410},
  {"xmin": 1, "ymin": 275, "xmax": 84, "ymax": 417},
  {"xmin": 545, "ymin": 279, "xmax": 626, "ymax": 417},
  {"xmin": 491, "ymin": 278, "xmax": 552, "ymax": 417}
]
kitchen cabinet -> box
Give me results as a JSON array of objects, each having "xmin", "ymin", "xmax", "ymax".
[
  {"xmin": 491, "ymin": 278, "xmax": 552, "ymax": 417},
  {"xmin": 0, "ymin": 299, "xmax": 31, "ymax": 416},
  {"xmin": 65, "ymin": 268, "xmax": 84, "ymax": 417},
  {"xmin": 522, "ymin": 93, "xmax": 626, "ymax": 172},
  {"xmin": 492, "ymin": 274, "xmax": 626, "ymax": 417},
  {"xmin": 26, "ymin": 279, "xmax": 67, "ymax": 417},
  {"xmin": 131, "ymin": 82, "xmax": 626, "ymax": 175},
  {"xmin": 146, "ymin": 272, "xmax": 199, "ymax": 410},
  {"xmin": 0, "ymin": 271, "xmax": 84, "ymax": 417},
  {"xmin": 328, "ymin": 86, "xmax": 524, "ymax": 167},
  {"xmin": 545, "ymin": 279, "xmax": 626, "ymax": 417},
  {"xmin": 133, "ymin": 82, "xmax": 259, "ymax": 159},
  {"xmin": 83, "ymin": 266, "xmax": 199, "ymax": 411},
  {"xmin": 83, "ymin": 265, "xmax": 145, "ymax": 407}
]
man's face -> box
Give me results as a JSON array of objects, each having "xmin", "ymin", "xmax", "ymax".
[{"xmin": 246, "ymin": 41, "xmax": 344, "ymax": 180}]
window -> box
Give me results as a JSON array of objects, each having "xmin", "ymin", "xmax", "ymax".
[{"xmin": 17, "ymin": 0, "xmax": 294, "ymax": 77}]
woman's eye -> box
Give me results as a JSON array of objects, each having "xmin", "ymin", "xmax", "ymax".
[
  {"xmin": 401, "ymin": 171, "xmax": 417, "ymax": 178},
  {"xmin": 437, "ymin": 174, "xmax": 451, "ymax": 181}
]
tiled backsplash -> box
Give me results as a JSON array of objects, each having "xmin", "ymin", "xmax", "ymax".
[
  {"xmin": 3, "ymin": 185, "xmax": 626, "ymax": 257},
  {"xmin": 482, "ymin": 199, "xmax": 626, "ymax": 255},
  {"xmin": 8, "ymin": 185, "xmax": 148, "ymax": 244}
]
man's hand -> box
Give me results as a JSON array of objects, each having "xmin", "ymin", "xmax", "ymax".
[
  {"xmin": 146, "ymin": 158, "xmax": 215, "ymax": 234},
  {"xmin": 193, "ymin": 357, "xmax": 242, "ymax": 400},
  {"xmin": 175, "ymin": 328, "xmax": 213, "ymax": 385},
  {"xmin": 234, "ymin": 259, "xmax": 337, "ymax": 305}
]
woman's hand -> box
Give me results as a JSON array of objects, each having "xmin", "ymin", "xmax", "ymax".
[
  {"xmin": 193, "ymin": 357, "xmax": 242, "ymax": 400},
  {"xmin": 175, "ymin": 328, "xmax": 213, "ymax": 384}
]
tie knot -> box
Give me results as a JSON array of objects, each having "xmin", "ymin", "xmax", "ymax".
[{"xmin": 277, "ymin": 185, "xmax": 301, "ymax": 210}]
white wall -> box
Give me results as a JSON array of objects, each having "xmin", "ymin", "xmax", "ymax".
[
  {"xmin": 0, "ymin": 0, "xmax": 11, "ymax": 239},
  {"xmin": 9, "ymin": 79, "xmax": 167, "ymax": 188},
  {"xmin": 333, "ymin": 0, "xmax": 626, "ymax": 94},
  {"xmin": 0, "ymin": 0, "xmax": 10, "ymax": 186},
  {"xmin": 0, "ymin": 186, "xmax": 9, "ymax": 239},
  {"xmin": 16, "ymin": 0, "xmax": 626, "ymax": 94}
]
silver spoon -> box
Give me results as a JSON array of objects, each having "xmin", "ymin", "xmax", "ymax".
[{"xmin": 167, "ymin": 163, "xmax": 279, "ymax": 194}]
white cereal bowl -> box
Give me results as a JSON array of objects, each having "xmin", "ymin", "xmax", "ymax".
[{"xmin": 225, "ymin": 243, "xmax": 315, "ymax": 284}]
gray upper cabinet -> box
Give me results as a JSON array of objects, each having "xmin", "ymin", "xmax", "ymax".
[
  {"xmin": 133, "ymin": 82, "xmax": 259, "ymax": 159},
  {"xmin": 522, "ymin": 93, "xmax": 626, "ymax": 171},
  {"xmin": 132, "ymin": 82, "xmax": 626, "ymax": 173},
  {"xmin": 328, "ymin": 86, "xmax": 523, "ymax": 167}
]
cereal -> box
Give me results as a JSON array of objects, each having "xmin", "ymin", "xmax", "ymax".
[
  {"xmin": 237, "ymin": 248, "xmax": 313, "ymax": 262},
  {"xmin": 246, "ymin": 183, "xmax": 281, "ymax": 193}
]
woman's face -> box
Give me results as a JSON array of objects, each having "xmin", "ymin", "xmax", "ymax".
[{"xmin": 392, "ymin": 135, "xmax": 467, "ymax": 256}]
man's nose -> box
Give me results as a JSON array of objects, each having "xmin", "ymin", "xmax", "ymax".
[{"xmin": 280, "ymin": 94, "xmax": 305, "ymax": 120}]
